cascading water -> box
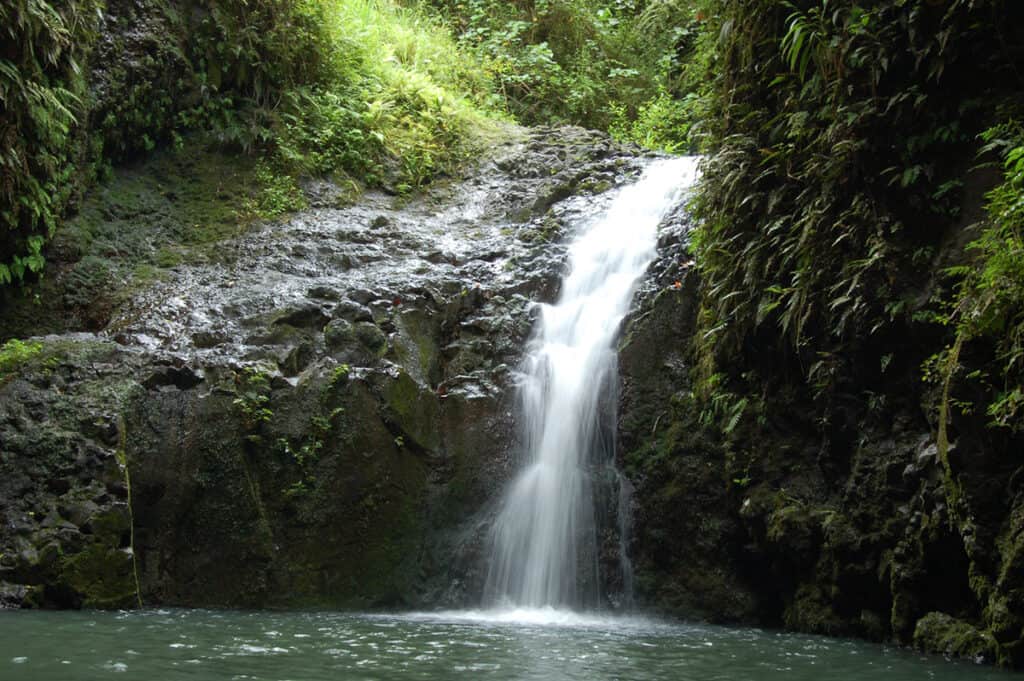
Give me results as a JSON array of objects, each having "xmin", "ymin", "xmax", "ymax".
[{"xmin": 485, "ymin": 156, "xmax": 700, "ymax": 610}]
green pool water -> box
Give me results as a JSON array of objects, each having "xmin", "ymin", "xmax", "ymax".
[{"xmin": 0, "ymin": 608, "xmax": 1010, "ymax": 680}]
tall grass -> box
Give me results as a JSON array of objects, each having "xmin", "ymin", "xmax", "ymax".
[
  {"xmin": 329, "ymin": 0, "xmax": 499, "ymax": 109},
  {"xmin": 270, "ymin": 0, "xmax": 508, "ymax": 193}
]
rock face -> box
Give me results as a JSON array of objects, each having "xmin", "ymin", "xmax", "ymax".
[
  {"xmin": 0, "ymin": 127, "xmax": 653, "ymax": 610},
  {"xmin": 618, "ymin": 250, "xmax": 756, "ymax": 622},
  {"xmin": 0, "ymin": 338, "xmax": 141, "ymax": 609},
  {"xmin": 617, "ymin": 189, "xmax": 1024, "ymax": 667}
]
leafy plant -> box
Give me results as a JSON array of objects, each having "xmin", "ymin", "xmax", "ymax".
[
  {"xmin": 932, "ymin": 122, "xmax": 1024, "ymax": 432},
  {"xmin": 426, "ymin": 0, "xmax": 699, "ymax": 134},
  {"xmin": 233, "ymin": 367, "xmax": 274, "ymax": 433},
  {"xmin": 277, "ymin": 364, "xmax": 350, "ymax": 498},
  {"xmin": 609, "ymin": 89, "xmax": 697, "ymax": 152},
  {"xmin": 248, "ymin": 161, "xmax": 307, "ymax": 219},
  {"xmin": 2, "ymin": 0, "xmax": 511, "ymax": 295},
  {"xmin": 689, "ymin": 0, "xmax": 1006, "ymax": 400},
  {"xmin": 0, "ymin": 338, "xmax": 44, "ymax": 377},
  {"xmin": 0, "ymin": 0, "xmax": 102, "ymax": 285}
]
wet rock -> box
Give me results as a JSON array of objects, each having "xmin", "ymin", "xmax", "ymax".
[
  {"xmin": 354, "ymin": 322, "xmax": 388, "ymax": 356},
  {"xmin": 78, "ymin": 412, "xmax": 120, "ymax": 446},
  {"xmin": 192, "ymin": 330, "xmax": 229, "ymax": 348},
  {"xmin": 142, "ymin": 365, "xmax": 204, "ymax": 390},
  {"xmin": 40, "ymin": 510, "xmax": 77, "ymax": 532},
  {"xmin": 61, "ymin": 500, "xmax": 101, "ymax": 528},
  {"xmin": 348, "ymin": 289, "xmax": 378, "ymax": 306},
  {"xmin": 272, "ymin": 304, "xmax": 330, "ymax": 330},
  {"xmin": 45, "ymin": 478, "xmax": 72, "ymax": 495},
  {"xmin": 307, "ymin": 286, "xmax": 342, "ymax": 301},
  {"xmin": 617, "ymin": 264, "xmax": 757, "ymax": 621},
  {"xmin": 332, "ymin": 300, "xmax": 374, "ymax": 323},
  {"xmin": 15, "ymin": 545, "xmax": 39, "ymax": 576},
  {"xmin": 0, "ymin": 582, "xmax": 28, "ymax": 609},
  {"xmin": 0, "ymin": 125, "xmax": 650, "ymax": 612},
  {"xmin": 424, "ymin": 250, "xmax": 457, "ymax": 265},
  {"xmin": 914, "ymin": 612, "xmax": 997, "ymax": 663},
  {"xmin": 383, "ymin": 370, "xmax": 441, "ymax": 451},
  {"xmin": 324, "ymin": 319, "xmax": 356, "ymax": 350},
  {"xmin": 280, "ymin": 342, "xmax": 315, "ymax": 377}
]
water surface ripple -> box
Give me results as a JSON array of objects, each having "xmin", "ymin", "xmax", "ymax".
[{"xmin": 0, "ymin": 609, "xmax": 1008, "ymax": 680}]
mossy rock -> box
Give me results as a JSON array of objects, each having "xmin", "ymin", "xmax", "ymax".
[
  {"xmin": 354, "ymin": 322, "xmax": 388, "ymax": 356},
  {"xmin": 1, "ymin": 144, "xmax": 259, "ymax": 340},
  {"xmin": 765, "ymin": 497, "xmax": 824, "ymax": 568},
  {"xmin": 390, "ymin": 308, "xmax": 441, "ymax": 386},
  {"xmin": 324, "ymin": 318, "xmax": 356, "ymax": 349},
  {"xmin": 88, "ymin": 505, "xmax": 132, "ymax": 545},
  {"xmin": 784, "ymin": 584, "xmax": 847, "ymax": 636},
  {"xmin": 913, "ymin": 611, "xmax": 997, "ymax": 663},
  {"xmin": 60, "ymin": 507, "xmax": 137, "ymax": 611},
  {"xmin": 384, "ymin": 371, "xmax": 440, "ymax": 451},
  {"xmin": 60, "ymin": 548, "xmax": 136, "ymax": 609}
]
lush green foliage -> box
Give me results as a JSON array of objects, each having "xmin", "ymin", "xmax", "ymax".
[
  {"xmin": 177, "ymin": 0, "xmax": 503, "ymax": 191},
  {"xmin": 425, "ymin": 0, "xmax": 702, "ymax": 149},
  {"xmin": 190, "ymin": 0, "xmax": 339, "ymax": 107},
  {"xmin": 939, "ymin": 123, "xmax": 1024, "ymax": 431},
  {"xmin": 0, "ymin": 0, "xmax": 101, "ymax": 285},
  {"xmin": 233, "ymin": 367, "xmax": 274, "ymax": 435},
  {"xmin": 689, "ymin": 0, "xmax": 1024, "ymax": 411},
  {"xmin": 0, "ymin": 338, "xmax": 43, "ymax": 378},
  {"xmin": 1, "ymin": 0, "xmax": 506, "ymax": 293},
  {"xmin": 270, "ymin": 0, "xmax": 504, "ymax": 193}
]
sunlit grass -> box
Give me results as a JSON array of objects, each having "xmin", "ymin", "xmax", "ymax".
[{"xmin": 302, "ymin": 0, "xmax": 510, "ymax": 188}]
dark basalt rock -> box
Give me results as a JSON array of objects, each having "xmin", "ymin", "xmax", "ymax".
[
  {"xmin": 0, "ymin": 126, "xmax": 648, "ymax": 611},
  {"xmin": 616, "ymin": 170, "xmax": 1024, "ymax": 667},
  {"xmin": 142, "ymin": 365, "xmax": 204, "ymax": 390},
  {"xmin": 914, "ymin": 612, "xmax": 998, "ymax": 663},
  {"xmin": 272, "ymin": 304, "xmax": 331, "ymax": 330}
]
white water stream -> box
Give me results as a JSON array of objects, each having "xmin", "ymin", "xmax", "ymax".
[{"xmin": 485, "ymin": 156, "xmax": 701, "ymax": 610}]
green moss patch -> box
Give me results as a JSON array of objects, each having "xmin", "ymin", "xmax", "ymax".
[
  {"xmin": 2, "ymin": 144, "xmax": 259, "ymax": 339},
  {"xmin": 914, "ymin": 612, "xmax": 997, "ymax": 663}
]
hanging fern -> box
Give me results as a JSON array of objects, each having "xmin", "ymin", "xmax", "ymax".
[{"xmin": 0, "ymin": 0, "xmax": 101, "ymax": 286}]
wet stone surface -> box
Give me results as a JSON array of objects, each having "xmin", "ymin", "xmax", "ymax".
[{"xmin": 0, "ymin": 126, "xmax": 658, "ymax": 610}]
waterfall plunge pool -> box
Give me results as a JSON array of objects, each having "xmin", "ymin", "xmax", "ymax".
[{"xmin": 0, "ymin": 608, "xmax": 1007, "ymax": 680}]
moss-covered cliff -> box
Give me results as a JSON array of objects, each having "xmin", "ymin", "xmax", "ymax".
[
  {"xmin": 0, "ymin": 0, "xmax": 504, "ymax": 296},
  {"xmin": 619, "ymin": 0, "xmax": 1024, "ymax": 668}
]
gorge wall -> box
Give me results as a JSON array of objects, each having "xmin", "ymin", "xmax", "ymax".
[
  {"xmin": 2, "ymin": 124, "xmax": 1022, "ymax": 667},
  {"xmin": 618, "ymin": 174, "xmax": 1024, "ymax": 668}
]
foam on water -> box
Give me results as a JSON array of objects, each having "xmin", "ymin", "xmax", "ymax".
[{"xmin": 390, "ymin": 607, "xmax": 664, "ymax": 630}]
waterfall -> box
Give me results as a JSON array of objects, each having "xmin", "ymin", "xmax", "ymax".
[{"xmin": 485, "ymin": 156, "xmax": 700, "ymax": 609}]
